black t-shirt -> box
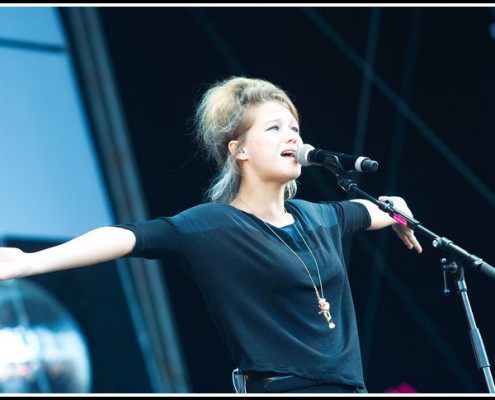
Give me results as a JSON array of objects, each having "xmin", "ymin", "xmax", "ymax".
[{"xmin": 118, "ymin": 199, "xmax": 371, "ymax": 388}]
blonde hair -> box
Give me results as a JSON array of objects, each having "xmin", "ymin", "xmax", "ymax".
[{"xmin": 194, "ymin": 76, "xmax": 299, "ymax": 203}]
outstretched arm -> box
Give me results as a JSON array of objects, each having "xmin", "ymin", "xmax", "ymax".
[
  {"xmin": 351, "ymin": 196, "xmax": 423, "ymax": 254},
  {"xmin": 0, "ymin": 226, "xmax": 136, "ymax": 280}
]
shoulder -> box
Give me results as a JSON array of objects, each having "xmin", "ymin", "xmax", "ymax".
[
  {"xmin": 172, "ymin": 202, "xmax": 232, "ymax": 220},
  {"xmin": 286, "ymin": 199, "xmax": 340, "ymax": 226},
  {"xmin": 287, "ymin": 199, "xmax": 369, "ymax": 226},
  {"xmin": 170, "ymin": 202, "xmax": 242, "ymax": 234},
  {"xmin": 117, "ymin": 202, "xmax": 235, "ymax": 240},
  {"xmin": 287, "ymin": 198, "xmax": 345, "ymax": 216}
]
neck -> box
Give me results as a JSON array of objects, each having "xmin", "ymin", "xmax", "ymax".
[{"xmin": 231, "ymin": 186, "xmax": 292, "ymax": 227}]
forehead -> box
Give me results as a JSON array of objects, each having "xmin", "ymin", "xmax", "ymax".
[{"xmin": 250, "ymin": 101, "xmax": 297, "ymax": 123}]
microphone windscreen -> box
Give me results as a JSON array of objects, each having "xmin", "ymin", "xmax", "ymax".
[{"xmin": 295, "ymin": 144, "xmax": 315, "ymax": 166}]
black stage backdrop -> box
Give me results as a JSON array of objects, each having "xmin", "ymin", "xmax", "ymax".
[{"xmin": 59, "ymin": 6, "xmax": 495, "ymax": 394}]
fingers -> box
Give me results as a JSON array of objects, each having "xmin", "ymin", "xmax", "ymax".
[
  {"xmin": 392, "ymin": 224, "xmax": 423, "ymax": 254},
  {"xmin": 410, "ymin": 234, "xmax": 423, "ymax": 254},
  {"xmin": 378, "ymin": 195, "xmax": 394, "ymax": 205},
  {"xmin": 402, "ymin": 231, "xmax": 423, "ymax": 254},
  {"xmin": 379, "ymin": 195, "xmax": 423, "ymax": 254}
]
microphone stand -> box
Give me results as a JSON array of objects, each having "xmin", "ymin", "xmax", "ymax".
[{"xmin": 332, "ymin": 170, "xmax": 495, "ymax": 393}]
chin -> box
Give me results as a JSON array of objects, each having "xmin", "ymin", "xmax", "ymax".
[
  {"xmin": 292, "ymin": 168, "xmax": 302, "ymax": 179},
  {"xmin": 285, "ymin": 171, "xmax": 301, "ymax": 182}
]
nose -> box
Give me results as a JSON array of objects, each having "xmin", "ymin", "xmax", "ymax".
[{"xmin": 285, "ymin": 129, "xmax": 302, "ymax": 145}]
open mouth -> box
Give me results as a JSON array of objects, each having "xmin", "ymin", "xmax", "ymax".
[{"xmin": 281, "ymin": 150, "xmax": 296, "ymax": 159}]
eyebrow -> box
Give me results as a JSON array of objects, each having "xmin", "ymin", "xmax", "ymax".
[
  {"xmin": 263, "ymin": 117, "xmax": 298, "ymax": 126},
  {"xmin": 263, "ymin": 118, "xmax": 281, "ymax": 126}
]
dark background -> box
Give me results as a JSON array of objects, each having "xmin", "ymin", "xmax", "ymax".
[{"xmin": 63, "ymin": 5, "xmax": 495, "ymax": 394}]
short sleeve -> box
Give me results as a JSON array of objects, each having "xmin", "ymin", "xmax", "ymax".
[
  {"xmin": 330, "ymin": 200, "xmax": 371, "ymax": 237},
  {"xmin": 116, "ymin": 217, "xmax": 182, "ymax": 259}
]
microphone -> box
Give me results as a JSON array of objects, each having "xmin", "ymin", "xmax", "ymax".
[{"xmin": 296, "ymin": 144, "xmax": 379, "ymax": 173}]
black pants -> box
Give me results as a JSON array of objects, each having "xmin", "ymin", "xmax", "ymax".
[{"xmin": 243, "ymin": 371, "xmax": 367, "ymax": 394}]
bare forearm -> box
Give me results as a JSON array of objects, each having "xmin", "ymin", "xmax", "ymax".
[{"xmin": 0, "ymin": 226, "xmax": 136, "ymax": 280}]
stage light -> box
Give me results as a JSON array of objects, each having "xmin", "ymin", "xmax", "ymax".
[{"xmin": 0, "ymin": 280, "xmax": 91, "ymax": 393}]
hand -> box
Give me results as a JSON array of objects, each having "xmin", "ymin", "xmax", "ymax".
[
  {"xmin": 0, "ymin": 247, "xmax": 30, "ymax": 280},
  {"xmin": 379, "ymin": 196, "xmax": 423, "ymax": 254}
]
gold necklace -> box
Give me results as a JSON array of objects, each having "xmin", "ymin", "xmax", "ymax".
[{"xmin": 234, "ymin": 198, "xmax": 335, "ymax": 330}]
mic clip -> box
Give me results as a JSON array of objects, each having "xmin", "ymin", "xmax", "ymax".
[
  {"xmin": 333, "ymin": 171, "xmax": 357, "ymax": 193},
  {"xmin": 322, "ymin": 154, "xmax": 348, "ymax": 173}
]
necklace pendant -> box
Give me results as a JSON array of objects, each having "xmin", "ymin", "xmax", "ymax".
[
  {"xmin": 239, "ymin": 200, "xmax": 334, "ymax": 332},
  {"xmin": 318, "ymin": 298, "xmax": 336, "ymax": 330}
]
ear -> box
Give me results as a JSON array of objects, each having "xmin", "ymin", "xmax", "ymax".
[{"xmin": 228, "ymin": 140, "xmax": 248, "ymax": 160}]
